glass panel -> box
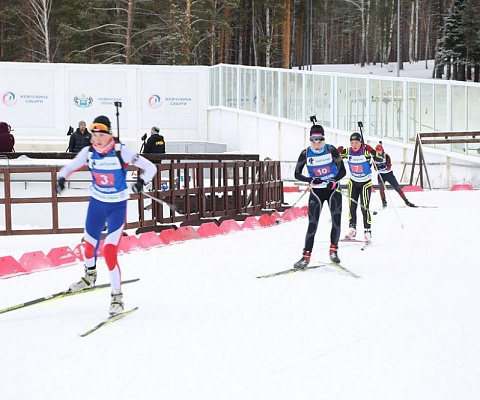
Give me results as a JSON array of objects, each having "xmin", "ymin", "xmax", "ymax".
[
  {"xmin": 420, "ymin": 83, "xmax": 434, "ymax": 133},
  {"xmin": 381, "ymin": 80, "xmax": 394, "ymax": 139},
  {"xmin": 393, "ymin": 81, "xmax": 404, "ymax": 141},
  {"xmin": 312, "ymin": 75, "xmax": 322, "ymax": 123},
  {"xmin": 322, "ymin": 75, "xmax": 332, "ymax": 127},
  {"xmin": 451, "ymin": 85, "xmax": 466, "ymax": 131},
  {"xmin": 347, "ymin": 77, "xmax": 357, "ymax": 132},
  {"xmin": 357, "ymin": 77, "xmax": 367, "ymax": 133},
  {"xmin": 337, "ymin": 76, "xmax": 348, "ymax": 131},
  {"xmin": 434, "ymin": 83, "xmax": 448, "ymax": 133},
  {"xmin": 251, "ymin": 69, "xmax": 258, "ymax": 112},
  {"xmin": 407, "ymin": 82, "xmax": 419, "ymax": 142},
  {"xmin": 279, "ymin": 71, "xmax": 288, "ymax": 119},
  {"xmin": 467, "ymin": 86, "xmax": 480, "ymax": 130},
  {"xmin": 258, "ymin": 70, "xmax": 266, "ymax": 114},
  {"xmin": 271, "ymin": 71, "xmax": 279, "ymax": 117},
  {"xmin": 286, "ymin": 73, "xmax": 296, "ymax": 120},
  {"xmin": 295, "ymin": 73, "xmax": 303, "ymax": 122},
  {"xmin": 369, "ymin": 79, "xmax": 382, "ymax": 137},
  {"xmin": 305, "ymin": 73, "xmax": 314, "ymax": 122}
]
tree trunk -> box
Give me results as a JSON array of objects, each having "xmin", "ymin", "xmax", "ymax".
[
  {"xmin": 125, "ymin": 0, "xmax": 134, "ymax": 64},
  {"xmin": 282, "ymin": 0, "xmax": 291, "ymax": 69},
  {"xmin": 474, "ymin": 65, "xmax": 480, "ymax": 82}
]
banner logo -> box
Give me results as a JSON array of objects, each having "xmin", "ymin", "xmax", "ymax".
[
  {"xmin": 74, "ymin": 94, "xmax": 93, "ymax": 108},
  {"xmin": 148, "ymin": 95, "xmax": 162, "ymax": 109},
  {"xmin": 2, "ymin": 92, "xmax": 17, "ymax": 106}
]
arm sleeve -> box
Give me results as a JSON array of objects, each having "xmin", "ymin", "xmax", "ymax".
[
  {"xmin": 330, "ymin": 147, "xmax": 347, "ymax": 181},
  {"xmin": 294, "ymin": 150, "xmax": 311, "ymax": 183},
  {"xmin": 143, "ymin": 137, "xmax": 152, "ymax": 154},
  {"xmin": 121, "ymin": 146, "xmax": 157, "ymax": 183},
  {"xmin": 386, "ymin": 154, "xmax": 392, "ymax": 170},
  {"xmin": 58, "ymin": 146, "xmax": 89, "ymax": 179}
]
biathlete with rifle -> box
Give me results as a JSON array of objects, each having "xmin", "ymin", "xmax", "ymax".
[
  {"xmin": 293, "ymin": 121, "xmax": 346, "ymax": 268},
  {"xmin": 374, "ymin": 142, "xmax": 416, "ymax": 208}
]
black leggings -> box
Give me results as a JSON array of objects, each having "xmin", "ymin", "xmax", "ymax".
[
  {"xmin": 303, "ymin": 188, "xmax": 342, "ymax": 252},
  {"xmin": 348, "ymin": 179, "xmax": 372, "ymax": 230}
]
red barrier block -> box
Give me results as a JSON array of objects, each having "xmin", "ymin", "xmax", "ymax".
[
  {"xmin": 118, "ymin": 236, "xmax": 147, "ymax": 254},
  {"xmin": 0, "ymin": 256, "xmax": 26, "ymax": 277},
  {"xmin": 172, "ymin": 226, "xmax": 201, "ymax": 242},
  {"xmin": 301, "ymin": 206, "xmax": 309, "ymax": 216},
  {"xmin": 451, "ymin": 183, "xmax": 473, "ymax": 191},
  {"xmin": 241, "ymin": 216, "xmax": 262, "ymax": 230},
  {"xmin": 159, "ymin": 228, "xmax": 177, "ymax": 245},
  {"xmin": 258, "ymin": 214, "xmax": 274, "ymax": 227},
  {"xmin": 402, "ymin": 185, "xmax": 424, "ymax": 192},
  {"xmin": 73, "ymin": 243, "xmax": 85, "ymax": 261},
  {"xmin": 197, "ymin": 222, "xmax": 223, "ymax": 238},
  {"xmin": 292, "ymin": 207, "xmax": 304, "ymax": 218},
  {"xmin": 219, "ymin": 219, "xmax": 241, "ymax": 234},
  {"xmin": 283, "ymin": 186, "xmax": 301, "ymax": 192},
  {"xmin": 270, "ymin": 212, "xmax": 281, "ymax": 224},
  {"xmin": 139, "ymin": 232, "xmax": 165, "ymax": 248},
  {"xmin": 47, "ymin": 246, "xmax": 79, "ymax": 267},
  {"xmin": 281, "ymin": 209, "xmax": 297, "ymax": 222},
  {"xmin": 18, "ymin": 251, "xmax": 55, "ymax": 272}
]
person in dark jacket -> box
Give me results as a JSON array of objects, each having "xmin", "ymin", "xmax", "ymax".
[
  {"xmin": 68, "ymin": 120, "xmax": 91, "ymax": 153},
  {"xmin": 0, "ymin": 122, "xmax": 15, "ymax": 152},
  {"xmin": 143, "ymin": 127, "xmax": 166, "ymax": 154}
]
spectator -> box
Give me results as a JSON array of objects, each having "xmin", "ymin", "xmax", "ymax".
[
  {"xmin": 68, "ymin": 120, "xmax": 91, "ymax": 153},
  {"xmin": 0, "ymin": 122, "xmax": 15, "ymax": 152},
  {"xmin": 143, "ymin": 126, "xmax": 166, "ymax": 154}
]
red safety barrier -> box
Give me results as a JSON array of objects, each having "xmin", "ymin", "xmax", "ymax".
[
  {"xmin": 300, "ymin": 206, "xmax": 309, "ymax": 216},
  {"xmin": 159, "ymin": 228, "xmax": 177, "ymax": 245},
  {"xmin": 172, "ymin": 226, "xmax": 201, "ymax": 242},
  {"xmin": 402, "ymin": 185, "xmax": 424, "ymax": 192},
  {"xmin": 258, "ymin": 214, "xmax": 274, "ymax": 227},
  {"xmin": 118, "ymin": 236, "xmax": 147, "ymax": 254},
  {"xmin": 138, "ymin": 232, "xmax": 165, "ymax": 248},
  {"xmin": 219, "ymin": 219, "xmax": 242, "ymax": 234},
  {"xmin": 73, "ymin": 243, "xmax": 85, "ymax": 261},
  {"xmin": 283, "ymin": 186, "xmax": 301, "ymax": 192},
  {"xmin": 197, "ymin": 222, "xmax": 223, "ymax": 238},
  {"xmin": 46, "ymin": 246, "xmax": 79, "ymax": 267},
  {"xmin": 280, "ymin": 209, "xmax": 297, "ymax": 222},
  {"xmin": 18, "ymin": 251, "xmax": 55, "ymax": 272},
  {"xmin": 451, "ymin": 183, "xmax": 474, "ymax": 191},
  {"xmin": 270, "ymin": 212, "xmax": 281, "ymax": 224},
  {"xmin": 292, "ymin": 207, "xmax": 304, "ymax": 218},
  {"xmin": 0, "ymin": 256, "xmax": 26, "ymax": 277},
  {"xmin": 241, "ymin": 216, "xmax": 262, "ymax": 230}
]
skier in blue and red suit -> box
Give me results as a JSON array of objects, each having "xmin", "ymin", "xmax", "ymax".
[
  {"xmin": 57, "ymin": 115, "xmax": 156, "ymax": 315},
  {"xmin": 293, "ymin": 123, "xmax": 346, "ymax": 268},
  {"xmin": 337, "ymin": 132, "xmax": 383, "ymax": 244}
]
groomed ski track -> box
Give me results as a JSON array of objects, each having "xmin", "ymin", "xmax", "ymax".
[{"xmin": 1, "ymin": 190, "xmax": 480, "ymax": 400}]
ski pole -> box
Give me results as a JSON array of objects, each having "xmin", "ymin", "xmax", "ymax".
[
  {"xmin": 274, "ymin": 186, "xmax": 311, "ymax": 225},
  {"xmin": 141, "ymin": 191, "xmax": 178, "ymax": 212},
  {"xmin": 335, "ymin": 188, "xmax": 378, "ymax": 216}
]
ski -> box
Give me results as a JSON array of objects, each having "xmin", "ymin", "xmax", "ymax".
[
  {"xmin": 80, "ymin": 307, "xmax": 139, "ymax": 337},
  {"xmin": 256, "ymin": 264, "xmax": 324, "ymax": 279},
  {"xmin": 340, "ymin": 238, "xmax": 365, "ymax": 243},
  {"xmin": 319, "ymin": 261, "xmax": 361, "ymax": 278},
  {"xmin": 0, "ymin": 278, "xmax": 140, "ymax": 316},
  {"xmin": 361, "ymin": 242, "xmax": 372, "ymax": 251}
]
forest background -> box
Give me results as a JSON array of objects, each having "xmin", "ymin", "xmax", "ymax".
[{"xmin": 0, "ymin": 0, "xmax": 479, "ymax": 81}]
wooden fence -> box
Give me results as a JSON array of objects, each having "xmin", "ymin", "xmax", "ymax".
[{"xmin": 0, "ymin": 153, "xmax": 284, "ymax": 235}]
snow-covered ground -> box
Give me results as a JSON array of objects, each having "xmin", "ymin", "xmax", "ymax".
[
  {"xmin": 309, "ymin": 60, "xmax": 435, "ymax": 79},
  {"xmin": 1, "ymin": 188, "xmax": 480, "ymax": 400}
]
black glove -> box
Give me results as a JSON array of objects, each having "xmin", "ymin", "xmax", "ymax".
[
  {"xmin": 132, "ymin": 178, "xmax": 145, "ymax": 193},
  {"xmin": 327, "ymin": 181, "xmax": 338, "ymax": 190},
  {"xmin": 310, "ymin": 177, "xmax": 323, "ymax": 185},
  {"xmin": 56, "ymin": 177, "xmax": 66, "ymax": 194}
]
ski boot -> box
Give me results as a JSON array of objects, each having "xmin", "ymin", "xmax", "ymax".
[
  {"xmin": 329, "ymin": 244, "xmax": 340, "ymax": 264},
  {"xmin": 344, "ymin": 226, "xmax": 356, "ymax": 240},
  {"xmin": 68, "ymin": 267, "xmax": 97, "ymax": 292},
  {"xmin": 109, "ymin": 289, "xmax": 124, "ymax": 315},
  {"xmin": 293, "ymin": 250, "xmax": 311, "ymax": 269},
  {"xmin": 405, "ymin": 200, "xmax": 416, "ymax": 207},
  {"xmin": 382, "ymin": 199, "xmax": 387, "ymax": 208},
  {"xmin": 364, "ymin": 229, "xmax": 372, "ymax": 244}
]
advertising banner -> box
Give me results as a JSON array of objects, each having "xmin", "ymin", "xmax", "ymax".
[
  {"xmin": 68, "ymin": 69, "xmax": 128, "ymax": 132},
  {"xmin": 141, "ymin": 71, "xmax": 199, "ymax": 130},
  {"xmin": 0, "ymin": 68, "xmax": 55, "ymax": 128}
]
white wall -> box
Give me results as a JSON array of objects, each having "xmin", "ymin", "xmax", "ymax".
[
  {"xmin": 0, "ymin": 62, "xmax": 209, "ymax": 152},
  {"xmin": 207, "ymin": 107, "xmax": 480, "ymax": 189}
]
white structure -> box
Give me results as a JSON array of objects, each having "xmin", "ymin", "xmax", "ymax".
[{"xmin": 1, "ymin": 62, "xmax": 479, "ymax": 188}]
